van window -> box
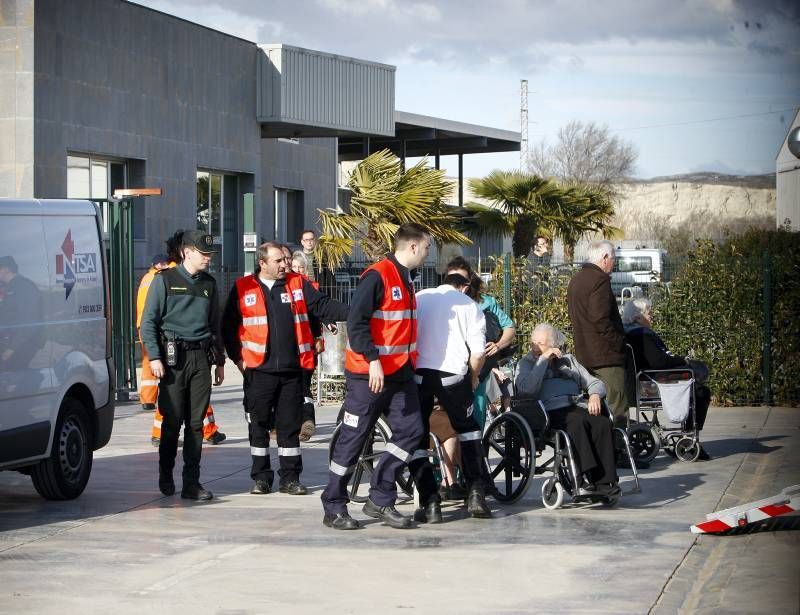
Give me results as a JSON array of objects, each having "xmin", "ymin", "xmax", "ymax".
[{"xmin": 614, "ymin": 256, "xmax": 653, "ymax": 273}]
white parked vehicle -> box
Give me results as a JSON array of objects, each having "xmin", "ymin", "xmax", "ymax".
[
  {"xmin": 611, "ymin": 247, "xmax": 668, "ymax": 296},
  {"xmin": 0, "ymin": 199, "xmax": 114, "ymax": 499}
]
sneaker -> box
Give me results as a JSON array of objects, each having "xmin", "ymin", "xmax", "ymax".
[
  {"xmin": 299, "ymin": 420, "xmax": 315, "ymax": 442},
  {"xmin": 362, "ymin": 498, "xmax": 412, "ymax": 529},
  {"xmin": 151, "ymin": 437, "xmax": 160, "ymax": 447},
  {"xmin": 181, "ymin": 483, "xmax": 213, "ymax": 501},
  {"xmin": 206, "ymin": 431, "xmax": 226, "ymax": 445},
  {"xmin": 250, "ymin": 480, "xmax": 271, "ymax": 495},
  {"xmin": 279, "ymin": 481, "xmax": 308, "ymax": 495}
]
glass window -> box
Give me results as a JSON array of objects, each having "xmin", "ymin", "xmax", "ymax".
[
  {"xmin": 210, "ymin": 173, "xmax": 222, "ymax": 240},
  {"xmin": 91, "ymin": 161, "xmax": 108, "ymax": 200},
  {"xmin": 196, "ymin": 171, "xmax": 210, "ymax": 231},
  {"xmin": 67, "ymin": 154, "xmax": 127, "ymax": 235},
  {"xmin": 614, "ymin": 256, "xmax": 653, "ymax": 272},
  {"xmin": 67, "ymin": 156, "xmax": 90, "ymax": 198}
]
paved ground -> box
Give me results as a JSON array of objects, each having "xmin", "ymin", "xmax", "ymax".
[{"xmin": 1, "ymin": 364, "xmax": 798, "ymax": 614}]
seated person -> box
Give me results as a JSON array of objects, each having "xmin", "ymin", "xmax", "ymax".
[
  {"xmin": 622, "ymin": 298, "xmax": 711, "ymax": 460},
  {"xmin": 515, "ymin": 323, "xmax": 619, "ymax": 496}
]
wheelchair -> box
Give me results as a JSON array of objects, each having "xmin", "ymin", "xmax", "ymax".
[
  {"xmin": 328, "ymin": 414, "xmax": 449, "ymax": 504},
  {"xmin": 482, "ymin": 393, "xmax": 641, "ymax": 510},
  {"xmin": 627, "ymin": 345, "xmax": 701, "ymax": 463}
]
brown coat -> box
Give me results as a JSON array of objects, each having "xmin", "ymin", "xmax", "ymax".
[{"xmin": 567, "ymin": 263, "xmax": 626, "ymax": 369}]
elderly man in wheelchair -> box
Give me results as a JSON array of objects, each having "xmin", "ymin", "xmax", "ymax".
[{"xmin": 514, "ymin": 323, "xmax": 622, "ymax": 500}]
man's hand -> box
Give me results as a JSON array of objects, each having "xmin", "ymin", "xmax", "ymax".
[
  {"xmin": 214, "ymin": 365, "xmax": 225, "ymax": 386},
  {"xmin": 587, "ymin": 393, "xmax": 601, "ymax": 416},
  {"xmin": 368, "ymin": 359, "xmax": 384, "ymax": 394},
  {"xmin": 150, "ymin": 359, "xmax": 165, "ymax": 379},
  {"xmin": 314, "ymin": 338, "xmax": 325, "ymax": 355},
  {"xmin": 485, "ymin": 341, "xmax": 500, "ymax": 357}
]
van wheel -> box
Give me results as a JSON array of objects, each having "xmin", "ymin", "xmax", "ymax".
[{"xmin": 31, "ymin": 398, "xmax": 94, "ymax": 500}]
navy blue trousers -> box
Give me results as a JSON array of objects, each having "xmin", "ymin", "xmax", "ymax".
[{"xmin": 321, "ymin": 377, "xmax": 424, "ymax": 515}]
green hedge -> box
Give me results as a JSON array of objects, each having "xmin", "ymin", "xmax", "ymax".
[{"xmin": 490, "ymin": 229, "xmax": 800, "ymax": 406}]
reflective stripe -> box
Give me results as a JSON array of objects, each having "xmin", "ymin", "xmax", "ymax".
[
  {"xmin": 203, "ymin": 417, "xmax": 211, "ymax": 426},
  {"xmin": 376, "ymin": 343, "xmax": 416, "ymax": 355},
  {"xmin": 245, "ymin": 412, "xmax": 251, "ymax": 424},
  {"xmin": 242, "ymin": 316, "xmax": 268, "ymax": 326},
  {"xmin": 457, "ymin": 430, "xmax": 482, "ymax": 442},
  {"xmin": 329, "ymin": 460, "xmax": 354, "ymax": 476},
  {"xmin": 414, "ymin": 373, "xmax": 463, "ymax": 386},
  {"xmin": 140, "ymin": 379, "xmax": 159, "ymax": 387},
  {"xmin": 298, "ymin": 343, "xmax": 312, "ymax": 353},
  {"xmin": 242, "ymin": 340, "xmax": 267, "ymax": 352},
  {"xmin": 303, "ymin": 397, "xmax": 314, "ymax": 404},
  {"xmin": 279, "ymin": 447, "xmax": 302, "ymax": 457},
  {"xmin": 410, "ymin": 449, "xmax": 429, "ymax": 461},
  {"xmin": 153, "ymin": 419, "xmax": 162, "ymax": 428},
  {"xmin": 294, "ymin": 313, "xmax": 309, "ymax": 323},
  {"xmin": 372, "ymin": 309, "xmax": 412, "ymax": 320},
  {"xmin": 386, "ymin": 442, "xmax": 411, "ymax": 463},
  {"xmin": 250, "ymin": 446, "xmax": 268, "ymax": 457}
]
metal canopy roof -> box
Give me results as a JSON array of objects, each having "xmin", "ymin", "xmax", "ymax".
[{"xmin": 338, "ymin": 110, "xmax": 520, "ymax": 161}]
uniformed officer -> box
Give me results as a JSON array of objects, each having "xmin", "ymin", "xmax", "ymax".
[
  {"xmin": 221, "ymin": 242, "xmax": 348, "ymax": 496},
  {"xmin": 140, "ymin": 230, "xmax": 225, "ymax": 501},
  {"xmin": 320, "ymin": 223, "xmax": 430, "ymax": 530}
]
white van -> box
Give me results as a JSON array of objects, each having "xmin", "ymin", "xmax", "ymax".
[
  {"xmin": 0, "ymin": 199, "xmax": 114, "ymax": 499},
  {"xmin": 611, "ymin": 247, "xmax": 668, "ymax": 296}
]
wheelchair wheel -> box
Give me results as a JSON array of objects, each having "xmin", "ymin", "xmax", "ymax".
[
  {"xmin": 627, "ymin": 423, "xmax": 660, "ymax": 464},
  {"xmin": 674, "ymin": 436, "xmax": 700, "ymax": 463},
  {"xmin": 482, "ymin": 412, "xmax": 535, "ymax": 503},
  {"xmin": 541, "ymin": 476, "xmax": 564, "ymax": 510},
  {"xmin": 664, "ymin": 432, "xmax": 682, "ymax": 458}
]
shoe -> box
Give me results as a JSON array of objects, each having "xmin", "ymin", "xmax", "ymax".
[
  {"xmin": 181, "ymin": 483, "xmax": 213, "ymax": 501},
  {"xmin": 439, "ymin": 484, "xmax": 468, "ymax": 501},
  {"xmin": 362, "ymin": 498, "xmax": 412, "ymax": 529},
  {"xmin": 577, "ymin": 478, "xmax": 597, "ymax": 496},
  {"xmin": 414, "ymin": 500, "xmax": 443, "ymax": 524},
  {"xmin": 595, "ymin": 482, "xmax": 622, "ymax": 497},
  {"xmin": 151, "ymin": 437, "xmax": 160, "ymax": 447},
  {"xmin": 206, "ymin": 431, "xmax": 226, "ymax": 445},
  {"xmin": 279, "ymin": 481, "xmax": 308, "ymax": 495},
  {"xmin": 250, "ymin": 480, "xmax": 271, "ymax": 495},
  {"xmin": 617, "ymin": 457, "xmax": 649, "ymax": 470},
  {"xmin": 698, "ymin": 446, "xmax": 711, "ymax": 461},
  {"xmin": 299, "ymin": 420, "xmax": 316, "ymax": 442},
  {"xmin": 142, "ymin": 403, "xmax": 156, "ymax": 410},
  {"xmin": 158, "ymin": 472, "xmax": 175, "ymax": 496},
  {"xmin": 466, "ymin": 488, "xmax": 492, "ymax": 519},
  {"xmin": 323, "ymin": 512, "xmax": 360, "ymax": 530}
]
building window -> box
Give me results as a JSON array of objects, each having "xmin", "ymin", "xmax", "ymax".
[
  {"xmin": 197, "ymin": 171, "xmax": 239, "ymax": 271},
  {"xmin": 274, "ymin": 188, "xmax": 304, "ymax": 245},
  {"xmin": 67, "ymin": 154, "xmax": 130, "ymax": 236}
]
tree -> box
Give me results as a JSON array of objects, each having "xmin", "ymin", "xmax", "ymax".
[
  {"xmin": 547, "ymin": 182, "xmax": 619, "ymax": 261},
  {"xmin": 528, "ymin": 120, "xmax": 637, "ymax": 196},
  {"xmin": 316, "ymin": 149, "xmax": 471, "ymax": 266}
]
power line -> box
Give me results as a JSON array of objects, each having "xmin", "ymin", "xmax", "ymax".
[{"xmin": 608, "ymin": 107, "xmax": 799, "ymax": 132}]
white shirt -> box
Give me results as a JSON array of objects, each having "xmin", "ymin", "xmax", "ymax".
[{"xmin": 415, "ymin": 284, "xmax": 486, "ymax": 375}]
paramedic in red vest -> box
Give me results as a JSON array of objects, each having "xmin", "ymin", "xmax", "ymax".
[
  {"xmin": 320, "ymin": 223, "xmax": 430, "ymax": 531},
  {"xmin": 222, "ymin": 242, "xmax": 348, "ymax": 496}
]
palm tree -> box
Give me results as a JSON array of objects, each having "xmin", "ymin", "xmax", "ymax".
[
  {"xmin": 464, "ymin": 171, "xmax": 567, "ymax": 256},
  {"xmin": 548, "ymin": 182, "xmax": 620, "ymax": 261},
  {"xmin": 317, "ymin": 149, "xmax": 471, "ymax": 266}
]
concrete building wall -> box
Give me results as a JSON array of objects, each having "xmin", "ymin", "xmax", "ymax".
[
  {"xmin": 0, "ymin": 0, "xmax": 34, "ymax": 197},
  {"xmin": 15, "ymin": 0, "xmax": 335, "ymax": 269}
]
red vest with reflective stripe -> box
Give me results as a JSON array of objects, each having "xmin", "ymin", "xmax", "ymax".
[
  {"xmin": 345, "ymin": 259, "xmax": 417, "ymax": 375},
  {"xmin": 235, "ymin": 273, "xmax": 316, "ymax": 369}
]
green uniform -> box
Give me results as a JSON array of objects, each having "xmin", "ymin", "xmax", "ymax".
[{"xmin": 140, "ymin": 264, "xmax": 224, "ymax": 487}]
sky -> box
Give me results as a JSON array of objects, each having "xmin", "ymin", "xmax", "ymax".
[{"xmin": 131, "ymin": 0, "xmax": 800, "ymax": 180}]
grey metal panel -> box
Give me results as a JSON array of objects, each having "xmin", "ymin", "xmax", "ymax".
[{"xmin": 257, "ymin": 44, "xmax": 395, "ymax": 137}]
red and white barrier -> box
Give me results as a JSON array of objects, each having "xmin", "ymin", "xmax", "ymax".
[{"xmin": 691, "ymin": 484, "xmax": 799, "ymax": 534}]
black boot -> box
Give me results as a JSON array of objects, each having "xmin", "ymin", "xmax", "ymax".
[
  {"xmin": 467, "ymin": 486, "xmax": 492, "ymax": 519},
  {"xmin": 158, "ymin": 468, "xmax": 175, "ymax": 496},
  {"xmin": 181, "ymin": 483, "xmax": 213, "ymax": 501},
  {"xmin": 414, "ymin": 500, "xmax": 443, "ymax": 524},
  {"xmin": 362, "ymin": 498, "xmax": 412, "ymax": 529}
]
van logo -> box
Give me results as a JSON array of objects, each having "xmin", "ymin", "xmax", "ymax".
[{"xmin": 55, "ymin": 229, "xmax": 99, "ymax": 300}]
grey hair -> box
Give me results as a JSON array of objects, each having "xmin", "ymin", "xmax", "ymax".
[
  {"xmin": 622, "ymin": 297, "xmax": 652, "ymax": 325},
  {"xmin": 531, "ymin": 323, "xmax": 566, "ymax": 349},
  {"xmin": 584, "ymin": 240, "xmax": 616, "ymax": 265},
  {"xmin": 291, "ymin": 250, "xmax": 308, "ymax": 268}
]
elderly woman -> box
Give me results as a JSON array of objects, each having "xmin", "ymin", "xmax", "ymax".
[
  {"xmin": 515, "ymin": 323, "xmax": 619, "ymax": 495},
  {"xmin": 622, "ymin": 298, "xmax": 711, "ymax": 460}
]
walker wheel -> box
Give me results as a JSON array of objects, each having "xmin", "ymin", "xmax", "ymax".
[
  {"xmin": 627, "ymin": 423, "xmax": 660, "ymax": 464},
  {"xmin": 674, "ymin": 436, "xmax": 700, "ymax": 462},
  {"xmin": 541, "ymin": 476, "xmax": 564, "ymax": 510}
]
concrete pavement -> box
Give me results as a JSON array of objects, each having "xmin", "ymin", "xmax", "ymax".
[{"xmin": 0, "ymin": 365, "xmax": 798, "ymax": 614}]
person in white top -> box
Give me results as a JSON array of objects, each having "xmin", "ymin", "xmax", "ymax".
[{"xmin": 411, "ymin": 273, "xmax": 492, "ymax": 523}]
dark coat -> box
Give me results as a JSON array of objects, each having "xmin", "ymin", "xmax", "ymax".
[
  {"xmin": 625, "ymin": 325, "xmax": 686, "ymax": 372},
  {"xmin": 566, "ymin": 263, "xmax": 626, "ymax": 369}
]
